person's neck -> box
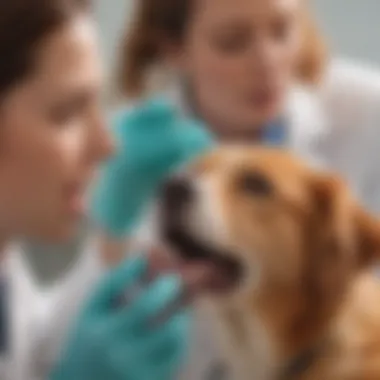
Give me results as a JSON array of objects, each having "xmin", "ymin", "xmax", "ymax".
[
  {"xmin": 0, "ymin": 234, "xmax": 9, "ymax": 266},
  {"xmin": 188, "ymin": 91, "xmax": 263, "ymax": 143},
  {"xmin": 199, "ymin": 108, "xmax": 263, "ymax": 142},
  {"xmin": 207, "ymin": 120, "xmax": 262, "ymax": 143}
]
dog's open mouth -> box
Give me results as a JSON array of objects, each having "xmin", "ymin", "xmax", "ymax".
[{"xmin": 162, "ymin": 227, "xmax": 244, "ymax": 294}]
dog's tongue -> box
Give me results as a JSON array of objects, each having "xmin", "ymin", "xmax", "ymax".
[
  {"xmin": 121, "ymin": 247, "xmax": 235, "ymax": 326},
  {"xmin": 147, "ymin": 247, "xmax": 230, "ymax": 296},
  {"xmin": 147, "ymin": 248, "xmax": 216, "ymax": 295}
]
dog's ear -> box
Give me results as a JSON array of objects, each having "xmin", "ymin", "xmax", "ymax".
[
  {"xmin": 310, "ymin": 171, "xmax": 380, "ymax": 267},
  {"xmin": 299, "ymin": 173, "xmax": 372, "ymax": 330},
  {"xmin": 298, "ymin": 173, "xmax": 351, "ymax": 332},
  {"xmin": 354, "ymin": 207, "xmax": 380, "ymax": 267},
  {"xmin": 307, "ymin": 172, "xmax": 348, "ymax": 275},
  {"xmin": 297, "ymin": 172, "xmax": 380, "ymax": 336},
  {"xmin": 309, "ymin": 172, "xmax": 342, "ymax": 216}
]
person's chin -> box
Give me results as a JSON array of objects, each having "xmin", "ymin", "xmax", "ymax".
[
  {"xmin": 244, "ymin": 111, "xmax": 279, "ymax": 130},
  {"xmin": 30, "ymin": 219, "xmax": 82, "ymax": 244}
]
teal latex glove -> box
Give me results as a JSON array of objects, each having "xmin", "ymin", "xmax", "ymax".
[
  {"xmin": 51, "ymin": 256, "xmax": 191, "ymax": 380},
  {"xmin": 91, "ymin": 97, "xmax": 214, "ymax": 237}
]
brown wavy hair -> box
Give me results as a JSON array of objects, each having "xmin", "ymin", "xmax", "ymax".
[
  {"xmin": 0, "ymin": 0, "xmax": 89, "ymax": 98},
  {"xmin": 119, "ymin": 0, "xmax": 327, "ymax": 98}
]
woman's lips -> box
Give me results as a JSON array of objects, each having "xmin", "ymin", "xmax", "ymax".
[
  {"xmin": 64, "ymin": 172, "xmax": 95, "ymax": 216},
  {"xmin": 64, "ymin": 183, "xmax": 86, "ymax": 215},
  {"xmin": 246, "ymin": 88, "xmax": 280, "ymax": 109}
]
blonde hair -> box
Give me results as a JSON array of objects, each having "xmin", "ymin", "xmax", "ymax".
[{"xmin": 119, "ymin": 0, "xmax": 327, "ymax": 97}]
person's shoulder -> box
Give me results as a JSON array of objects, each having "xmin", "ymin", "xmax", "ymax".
[
  {"xmin": 326, "ymin": 57, "xmax": 380, "ymax": 87},
  {"xmin": 314, "ymin": 57, "xmax": 380, "ymax": 139},
  {"xmin": 322, "ymin": 57, "xmax": 380, "ymax": 107},
  {"xmin": 318, "ymin": 59, "xmax": 380, "ymax": 190}
]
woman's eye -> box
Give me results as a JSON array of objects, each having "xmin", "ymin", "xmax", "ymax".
[
  {"xmin": 50, "ymin": 103, "xmax": 79, "ymax": 124},
  {"xmin": 238, "ymin": 171, "xmax": 273, "ymax": 197},
  {"xmin": 50, "ymin": 98, "xmax": 88, "ymax": 125}
]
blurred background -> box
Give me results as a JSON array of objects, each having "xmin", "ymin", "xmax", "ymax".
[
  {"xmin": 93, "ymin": 0, "xmax": 380, "ymax": 77},
  {"xmin": 23, "ymin": 0, "xmax": 380, "ymax": 287}
]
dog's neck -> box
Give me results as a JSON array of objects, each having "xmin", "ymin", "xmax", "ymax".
[
  {"xmin": 218, "ymin": 303, "xmax": 276, "ymax": 380},
  {"xmin": 210, "ymin": 293, "xmax": 335, "ymax": 380}
]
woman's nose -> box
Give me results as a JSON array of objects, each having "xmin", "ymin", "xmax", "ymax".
[{"xmin": 251, "ymin": 38, "xmax": 278, "ymax": 71}]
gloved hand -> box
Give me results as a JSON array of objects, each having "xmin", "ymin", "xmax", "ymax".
[
  {"xmin": 51, "ymin": 256, "xmax": 191, "ymax": 380},
  {"xmin": 91, "ymin": 97, "xmax": 214, "ymax": 237}
]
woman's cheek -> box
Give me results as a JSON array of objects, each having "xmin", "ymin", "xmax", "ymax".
[{"xmin": 55, "ymin": 124, "xmax": 86, "ymax": 168}]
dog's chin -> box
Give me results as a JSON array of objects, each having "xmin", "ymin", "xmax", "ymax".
[{"xmin": 161, "ymin": 227, "xmax": 244, "ymax": 296}]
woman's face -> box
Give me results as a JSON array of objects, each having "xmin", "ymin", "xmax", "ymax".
[
  {"xmin": 0, "ymin": 15, "xmax": 113, "ymax": 242},
  {"xmin": 175, "ymin": 0, "xmax": 303, "ymax": 131}
]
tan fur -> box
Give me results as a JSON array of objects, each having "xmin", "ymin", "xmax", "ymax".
[{"xmin": 184, "ymin": 146, "xmax": 380, "ymax": 380}]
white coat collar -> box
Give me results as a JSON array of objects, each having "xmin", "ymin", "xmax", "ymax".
[
  {"xmin": 2, "ymin": 245, "xmax": 41, "ymax": 380},
  {"xmin": 284, "ymin": 84, "xmax": 330, "ymax": 167}
]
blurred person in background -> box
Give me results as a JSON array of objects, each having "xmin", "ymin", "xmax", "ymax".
[
  {"xmin": 90, "ymin": 0, "xmax": 380, "ymax": 378},
  {"xmin": 0, "ymin": 1, "xmax": 195, "ymax": 379}
]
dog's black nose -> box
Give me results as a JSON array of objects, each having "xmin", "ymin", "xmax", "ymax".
[{"xmin": 160, "ymin": 176, "xmax": 194, "ymax": 211}]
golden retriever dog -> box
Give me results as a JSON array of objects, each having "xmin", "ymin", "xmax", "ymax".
[{"xmin": 157, "ymin": 145, "xmax": 380, "ymax": 380}]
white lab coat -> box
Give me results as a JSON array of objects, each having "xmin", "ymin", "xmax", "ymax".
[
  {"xmin": 0, "ymin": 248, "xmax": 43, "ymax": 380},
  {"xmin": 2, "ymin": 57, "xmax": 380, "ymax": 380},
  {"xmin": 0, "ymin": 242, "xmax": 104, "ymax": 380}
]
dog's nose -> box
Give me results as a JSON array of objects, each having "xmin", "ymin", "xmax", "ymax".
[{"xmin": 160, "ymin": 176, "xmax": 194, "ymax": 211}]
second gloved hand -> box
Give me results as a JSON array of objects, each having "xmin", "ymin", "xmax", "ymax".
[{"xmin": 51, "ymin": 256, "xmax": 191, "ymax": 380}]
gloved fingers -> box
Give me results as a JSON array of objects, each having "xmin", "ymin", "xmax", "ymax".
[
  {"xmin": 106, "ymin": 340, "xmax": 163, "ymax": 380},
  {"xmin": 109, "ymin": 274, "xmax": 185, "ymax": 334},
  {"xmin": 141, "ymin": 312, "xmax": 191, "ymax": 380},
  {"xmin": 83, "ymin": 255, "xmax": 147, "ymax": 316},
  {"xmin": 149, "ymin": 338, "xmax": 189, "ymax": 380},
  {"xmin": 131, "ymin": 310, "xmax": 191, "ymax": 361},
  {"xmin": 152, "ymin": 356, "xmax": 184, "ymax": 380},
  {"xmin": 107, "ymin": 346, "xmax": 140, "ymax": 380},
  {"xmin": 109, "ymin": 312, "xmax": 190, "ymax": 380}
]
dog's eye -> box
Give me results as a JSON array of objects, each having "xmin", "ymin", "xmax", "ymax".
[{"xmin": 239, "ymin": 171, "xmax": 273, "ymax": 196}]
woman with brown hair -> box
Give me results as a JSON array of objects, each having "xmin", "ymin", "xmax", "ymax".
[
  {"xmin": 91, "ymin": 0, "xmax": 380, "ymax": 378},
  {"xmin": 94, "ymin": 0, "xmax": 328, "ymax": 254},
  {"xmin": 0, "ymin": 1, "xmax": 194, "ymax": 379},
  {"xmin": 94, "ymin": 0, "xmax": 380, "ymax": 255}
]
